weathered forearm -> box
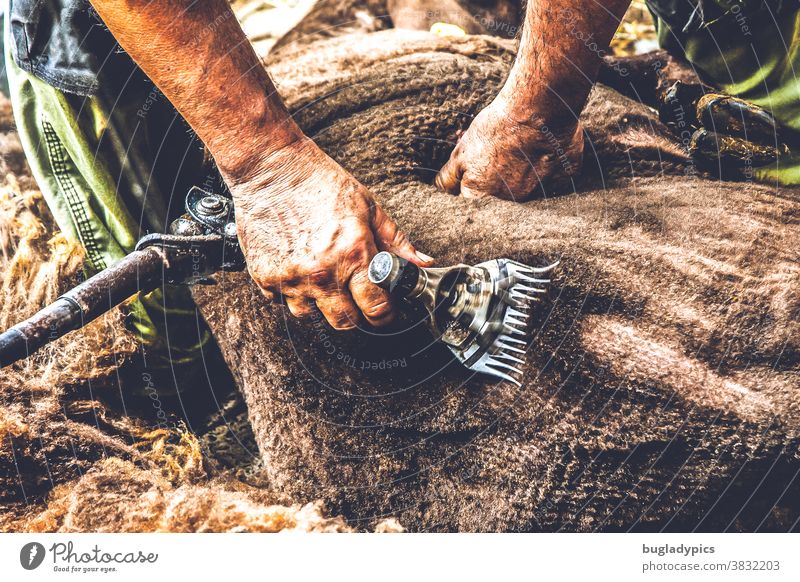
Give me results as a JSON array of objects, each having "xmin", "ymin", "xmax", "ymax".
[
  {"xmin": 498, "ymin": 0, "xmax": 632, "ymax": 122},
  {"xmin": 89, "ymin": 0, "xmax": 303, "ymax": 183}
]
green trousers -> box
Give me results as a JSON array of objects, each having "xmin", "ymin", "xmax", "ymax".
[
  {"xmin": 651, "ymin": 0, "xmax": 800, "ymax": 184},
  {"xmin": 4, "ymin": 14, "xmax": 209, "ymax": 365}
]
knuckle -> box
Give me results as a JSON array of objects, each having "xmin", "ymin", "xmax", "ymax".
[
  {"xmin": 362, "ymin": 300, "xmax": 393, "ymax": 321},
  {"xmin": 306, "ymin": 267, "xmax": 335, "ymax": 289},
  {"xmin": 318, "ymin": 293, "xmax": 359, "ymax": 330},
  {"xmin": 327, "ymin": 310, "xmax": 357, "ymax": 330},
  {"xmin": 387, "ymin": 226, "xmax": 409, "ymax": 249},
  {"xmin": 339, "ymin": 238, "xmax": 371, "ymax": 268},
  {"xmin": 250, "ymin": 257, "xmax": 300, "ymax": 288}
]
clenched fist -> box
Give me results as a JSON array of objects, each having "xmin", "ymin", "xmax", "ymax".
[
  {"xmin": 436, "ymin": 98, "xmax": 584, "ymax": 201},
  {"xmin": 229, "ymin": 138, "xmax": 432, "ymax": 330}
]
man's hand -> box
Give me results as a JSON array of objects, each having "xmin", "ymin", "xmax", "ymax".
[
  {"xmin": 232, "ymin": 138, "xmax": 432, "ymax": 330},
  {"xmin": 434, "ymin": 0, "xmax": 631, "ymax": 201},
  {"xmin": 435, "ymin": 99, "xmax": 584, "ymax": 200},
  {"xmin": 89, "ymin": 0, "xmax": 432, "ymax": 330}
]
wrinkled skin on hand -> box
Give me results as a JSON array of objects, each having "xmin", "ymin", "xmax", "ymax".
[
  {"xmin": 435, "ymin": 99, "xmax": 584, "ymax": 201},
  {"xmin": 230, "ymin": 138, "xmax": 432, "ymax": 329}
]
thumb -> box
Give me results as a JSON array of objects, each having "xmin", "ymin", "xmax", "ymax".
[
  {"xmin": 435, "ymin": 155, "xmax": 463, "ymax": 195},
  {"xmin": 370, "ymin": 204, "xmax": 434, "ymax": 266}
]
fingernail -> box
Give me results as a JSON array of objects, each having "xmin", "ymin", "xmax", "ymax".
[{"xmin": 416, "ymin": 250, "xmax": 434, "ymax": 263}]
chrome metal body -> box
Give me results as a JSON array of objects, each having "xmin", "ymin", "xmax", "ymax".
[{"xmin": 368, "ymin": 252, "xmax": 557, "ymax": 385}]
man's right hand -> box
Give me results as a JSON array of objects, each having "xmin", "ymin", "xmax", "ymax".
[
  {"xmin": 229, "ymin": 138, "xmax": 433, "ymax": 330},
  {"xmin": 87, "ymin": 0, "xmax": 431, "ymax": 331}
]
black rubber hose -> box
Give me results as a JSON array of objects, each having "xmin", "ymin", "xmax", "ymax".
[{"xmin": 0, "ymin": 247, "xmax": 174, "ymax": 368}]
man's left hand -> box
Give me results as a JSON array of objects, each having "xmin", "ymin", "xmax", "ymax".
[{"xmin": 435, "ymin": 99, "xmax": 584, "ymax": 201}]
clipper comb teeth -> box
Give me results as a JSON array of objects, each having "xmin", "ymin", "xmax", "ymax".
[
  {"xmin": 468, "ymin": 259, "xmax": 557, "ymax": 385},
  {"xmin": 368, "ymin": 252, "xmax": 558, "ymax": 385}
]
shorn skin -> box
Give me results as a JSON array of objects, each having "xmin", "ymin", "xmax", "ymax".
[{"xmin": 192, "ymin": 31, "xmax": 800, "ymax": 532}]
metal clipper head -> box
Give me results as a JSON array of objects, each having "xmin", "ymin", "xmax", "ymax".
[{"xmin": 368, "ymin": 252, "xmax": 558, "ymax": 385}]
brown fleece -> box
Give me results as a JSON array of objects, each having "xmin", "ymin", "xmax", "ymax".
[{"xmin": 192, "ymin": 30, "xmax": 800, "ymax": 532}]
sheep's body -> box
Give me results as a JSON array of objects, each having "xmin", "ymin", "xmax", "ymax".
[{"xmin": 192, "ymin": 31, "xmax": 800, "ymax": 531}]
